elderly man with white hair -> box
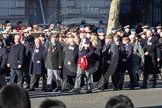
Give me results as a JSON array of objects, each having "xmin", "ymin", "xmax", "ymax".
[
  {"xmin": 28, "ymin": 38, "xmax": 45, "ymax": 91},
  {"xmin": 129, "ymin": 34, "xmax": 144, "ymax": 86}
]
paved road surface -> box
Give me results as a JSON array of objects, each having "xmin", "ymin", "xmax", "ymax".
[{"xmin": 30, "ymin": 81, "xmax": 162, "ymax": 108}]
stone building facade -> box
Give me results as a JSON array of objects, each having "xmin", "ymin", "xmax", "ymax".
[
  {"xmin": 0, "ymin": 0, "xmax": 161, "ymax": 25},
  {"xmin": 0, "ymin": 0, "xmax": 111, "ymax": 25},
  {"xmin": 0, "ymin": 0, "xmax": 28, "ymax": 24}
]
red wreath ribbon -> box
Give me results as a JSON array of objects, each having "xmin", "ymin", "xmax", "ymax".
[{"xmin": 78, "ymin": 56, "xmax": 88, "ymax": 70}]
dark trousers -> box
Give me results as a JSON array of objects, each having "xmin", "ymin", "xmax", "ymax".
[
  {"xmin": 102, "ymin": 63, "xmax": 120, "ymax": 90},
  {"xmin": 143, "ymin": 55, "xmax": 157, "ymax": 86},
  {"xmin": 9, "ymin": 69, "xmax": 23, "ymax": 87},
  {"xmin": 112, "ymin": 69, "xmax": 120, "ymax": 89},
  {"xmin": 22, "ymin": 66, "xmax": 30, "ymax": 87},
  {"xmin": 30, "ymin": 74, "xmax": 41, "ymax": 89},
  {"xmin": 119, "ymin": 61, "xmax": 135, "ymax": 89},
  {"xmin": 62, "ymin": 75, "xmax": 75, "ymax": 90},
  {"xmin": 35, "ymin": 74, "xmax": 46, "ymax": 88},
  {"xmin": 93, "ymin": 61, "xmax": 103, "ymax": 82},
  {"xmin": 101, "ymin": 63, "xmax": 110, "ymax": 89},
  {"xmin": 0, "ymin": 74, "xmax": 7, "ymax": 89}
]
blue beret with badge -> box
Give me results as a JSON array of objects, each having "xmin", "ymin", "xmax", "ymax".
[
  {"xmin": 97, "ymin": 28, "xmax": 104, "ymax": 33},
  {"xmin": 130, "ymin": 28, "xmax": 136, "ymax": 32},
  {"xmin": 79, "ymin": 25, "xmax": 84, "ymax": 28},
  {"xmin": 111, "ymin": 27, "xmax": 117, "ymax": 31}
]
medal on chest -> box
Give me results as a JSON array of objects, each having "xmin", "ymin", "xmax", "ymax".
[
  {"xmin": 147, "ymin": 41, "xmax": 152, "ymax": 45},
  {"xmin": 52, "ymin": 47, "xmax": 57, "ymax": 52},
  {"xmin": 35, "ymin": 49, "xmax": 39, "ymax": 53},
  {"xmin": 108, "ymin": 49, "xmax": 111, "ymax": 54},
  {"xmin": 84, "ymin": 44, "xmax": 89, "ymax": 50},
  {"xmin": 69, "ymin": 46, "xmax": 74, "ymax": 50}
]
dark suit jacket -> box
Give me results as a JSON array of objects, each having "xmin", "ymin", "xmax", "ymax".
[
  {"xmin": 8, "ymin": 43, "xmax": 25, "ymax": 70},
  {"xmin": 23, "ymin": 41, "xmax": 31, "ymax": 65},
  {"xmin": 45, "ymin": 42, "xmax": 63, "ymax": 70},
  {"xmin": 78, "ymin": 38, "xmax": 94, "ymax": 73},
  {"xmin": 0, "ymin": 47, "xmax": 8, "ymax": 74},
  {"xmin": 144, "ymin": 37, "xmax": 160, "ymax": 65},
  {"xmin": 78, "ymin": 39, "xmax": 94, "ymax": 63},
  {"xmin": 102, "ymin": 44, "xmax": 112, "ymax": 62},
  {"xmin": 120, "ymin": 43, "xmax": 133, "ymax": 62}
]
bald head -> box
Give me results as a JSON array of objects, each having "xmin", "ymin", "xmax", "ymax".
[{"xmin": 14, "ymin": 34, "xmax": 21, "ymax": 44}]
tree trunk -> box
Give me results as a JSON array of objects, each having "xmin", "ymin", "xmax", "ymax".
[{"xmin": 107, "ymin": 0, "xmax": 121, "ymax": 35}]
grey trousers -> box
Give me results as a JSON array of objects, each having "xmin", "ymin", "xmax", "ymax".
[
  {"xmin": 74, "ymin": 65, "xmax": 93, "ymax": 90},
  {"xmin": 47, "ymin": 69, "xmax": 62, "ymax": 87}
]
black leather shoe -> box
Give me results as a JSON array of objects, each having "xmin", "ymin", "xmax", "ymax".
[
  {"xmin": 140, "ymin": 85, "xmax": 147, "ymax": 89},
  {"xmin": 44, "ymin": 85, "xmax": 53, "ymax": 92},
  {"xmin": 61, "ymin": 89, "xmax": 69, "ymax": 92},
  {"xmin": 45, "ymin": 89, "xmax": 53, "ymax": 92},
  {"xmin": 151, "ymin": 85, "xmax": 156, "ymax": 88},
  {"xmin": 54, "ymin": 88, "xmax": 61, "ymax": 92},
  {"xmin": 72, "ymin": 88, "xmax": 80, "ymax": 93},
  {"xmin": 113, "ymin": 87, "xmax": 119, "ymax": 91},
  {"xmin": 28, "ymin": 88, "xmax": 35, "ymax": 91},
  {"xmin": 86, "ymin": 89, "xmax": 92, "ymax": 93},
  {"xmin": 129, "ymin": 87, "xmax": 135, "ymax": 90},
  {"xmin": 25, "ymin": 86, "xmax": 30, "ymax": 89}
]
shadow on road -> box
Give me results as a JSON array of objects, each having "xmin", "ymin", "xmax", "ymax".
[
  {"xmin": 138, "ymin": 105, "xmax": 162, "ymax": 108},
  {"xmin": 29, "ymin": 91, "xmax": 99, "ymax": 98},
  {"xmin": 28, "ymin": 81, "xmax": 162, "ymax": 98}
]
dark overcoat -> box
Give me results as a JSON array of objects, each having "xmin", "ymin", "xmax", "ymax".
[
  {"xmin": 8, "ymin": 43, "xmax": 25, "ymax": 70},
  {"xmin": 0, "ymin": 47, "xmax": 8, "ymax": 74},
  {"xmin": 29, "ymin": 45, "xmax": 45, "ymax": 75},
  {"xmin": 45, "ymin": 42, "xmax": 63, "ymax": 70},
  {"xmin": 144, "ymin": 37, "xmax": 160, "ymax": 74},
  {"xmin": 63, "ymin": 43, "xmax": 78, "ymax": 76},
  {"xmin": 78, "ymin": 39, "xmax": 94, "ymax": 73}
]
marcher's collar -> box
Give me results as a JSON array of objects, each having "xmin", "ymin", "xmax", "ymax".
[
  {"xmin": 125, "ymin": 43, "xmax": 129, "ymax": 46},
  {"xmin": 70, "ymin": 42, "xmax": 74, "ymax": 45},
  {"xmin": 15, "ymin": 42, "xmax": 20, "ymax": 45},
  {"xmin": 35, "ymin": 45, "xmax": 40, "ymax": 49},
  {"xmin": 148, "ymin": 37, "xmax": 152, "ymax": 40},
  {"xmin": 81, "ymin": 38, "xmax": 86, "ymax": 43}
]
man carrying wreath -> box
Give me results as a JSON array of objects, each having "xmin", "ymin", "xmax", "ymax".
[{"xmin": 73, "ymin": 32, "xmax": 94, "ymax": 93}]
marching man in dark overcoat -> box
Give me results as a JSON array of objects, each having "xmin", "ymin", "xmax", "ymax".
[
  {"xmin": 62, "ymin": 33, "xmax": 78, "ymax": 91},
  {"xmin": 0, "ymin": 39, "xmax": 8, "ymax": 88},
  {"xmin": 141, "ymin": 30, "xmax": 160, "ymax": 88},
  {"xmin": 7, "ymin": 34, "xmax": 25, "ymax": 87},
  {"xmin": 28, "ymin": 38, "xmax": 45, "ymax": 91},
  {"xmin": 44, "ymin": 34, "xmax": 63, "ymax": 92}
]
